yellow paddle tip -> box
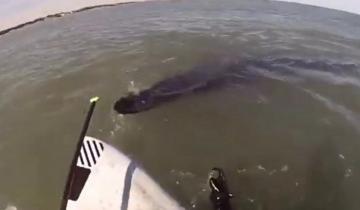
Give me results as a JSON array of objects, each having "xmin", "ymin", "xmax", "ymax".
[{"xmin": 90, "ymin": 96, "xmax": 100, "ymax": 103}]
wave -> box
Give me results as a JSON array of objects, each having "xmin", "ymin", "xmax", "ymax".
[
  {"xmin": 248, "ymin": 57, "xmax": 360, "ymax": 87},
  {"xmin": 303, "ymin": 89, "xmax": 360, "ymax": 132},
  {"xmin": 295, "ymin": 69, "xmax": 360, "ymax": 87}
]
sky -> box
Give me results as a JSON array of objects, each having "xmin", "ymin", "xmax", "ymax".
[
  {"xmin": 0, "ymin": 0, "xmax": 359, "ymax": 31},
  {"xmin": 276, "ymin": 0, "xmax": 360, "ymax": 15}
]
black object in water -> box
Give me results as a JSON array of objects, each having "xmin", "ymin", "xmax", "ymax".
[
  {"xmin": 114, "ymin": 58, "xmax": 244, "ymax": 114},
  {"xmin": 114, "ymin": 57, "xmax": 358, "ymax": 114},
  {"xmin": 209, "ymin": 168, "xmax": 233, "ymax": 210}
]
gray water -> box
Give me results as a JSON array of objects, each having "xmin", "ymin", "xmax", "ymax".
[{"xmin": 1, "ymin": 0, "xmax": 360, "ymax": 209}]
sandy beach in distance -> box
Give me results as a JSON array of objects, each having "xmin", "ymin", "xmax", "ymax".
[{"xmin": 0, "ymin": 0, "xmax": 149, "ymax": 32}]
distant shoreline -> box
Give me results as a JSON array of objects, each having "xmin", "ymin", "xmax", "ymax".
[
  {"xmin": 0, "ymin": 2, "xmax": 139, "ymax": 37},
  {"xmin": 1, "ymin": 0, "xmax": 358, "ymax": 37}
]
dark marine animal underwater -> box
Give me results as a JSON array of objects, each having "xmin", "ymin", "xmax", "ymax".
[{"xmin": 114, "ymin": 57, "xmax": 358, "ymax": 114}]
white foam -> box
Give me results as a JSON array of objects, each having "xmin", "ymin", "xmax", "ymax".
[
  {"xmin": 296, "ymin": 69, "xmax": 360, "ymax": 88},
  {"xmin": 257, "ymin": 165, "xmax": 266, "ymax": 171},
  {"xmin": 345, "ymin": 168, "xmax": 353, "ymax": 178},
  {"xmin": 161, "ymin": 57, "xmax": 176, "ymax": 63},
  {"xmin": 280, "ymin": 165, "xmax": 289, "ymax": 172},
  {"xmin": 338, "ymin": 154, "xmax": 346, "ymax": 160},
  {"xmin": 303, "ymin": 89, "xmax": 360, "ymax": 132},
  {"xmin": 127, "ymin": 80, "xmax": 140, "ymax": 94},
  {"xmin": 237, "ymin": 168, "xmax": 247, "ymax": 174},
  {"xmin": 4, "ymin": 204, "xmax": 17, "ymax": 210},
  {"xmin": 268, "ymin": 170, "xmax": 277, "ymax": 176},
  {"xmin": 250, "ymin": 66, "xmax": 302, "ymax": 83}
]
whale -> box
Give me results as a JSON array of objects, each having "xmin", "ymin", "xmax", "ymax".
[{"xmin": 114, "ymin": 57, "xmax": 358, "ymax": 114}]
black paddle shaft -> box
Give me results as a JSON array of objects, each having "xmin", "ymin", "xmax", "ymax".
[{"xmin": 60, "ymin": 97, "xmax": 99, "ymax": 210}]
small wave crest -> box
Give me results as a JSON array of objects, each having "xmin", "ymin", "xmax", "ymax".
[
  {"xmin": 248, "ymin": 65, "xmax": 303, "ymax": 83},
  {"xmin": 303, "ymin": 89, "xmax": 360, "ymax": 132},
  {"xmin": 127, "ymin": 80, "xmax": 140, "ymax": 94},
  {"xmin": 3, "ymin": 204, "xmax": 17, "ymax": 210},
  {"xmin": 296, "ymin": 69, "xmax": 360, "ymax": 88},
  {"xmin": 249, "ymin": 57, "xmax": 360, "ymax": 88}
]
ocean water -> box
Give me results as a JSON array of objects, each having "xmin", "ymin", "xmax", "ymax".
[{"xmin": 0, "ymin": 0, "xmax": 360, "ymax": 209}]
